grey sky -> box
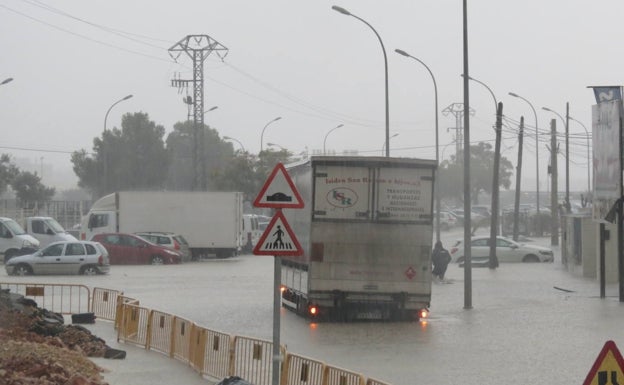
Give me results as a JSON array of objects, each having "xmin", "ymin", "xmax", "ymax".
[{"xmin": 1, "ymin": 0, "xmax": 619, "ymax": 192}]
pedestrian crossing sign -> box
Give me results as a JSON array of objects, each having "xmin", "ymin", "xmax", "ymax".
[
  {"xmin": 253, "ymin": 210, "xmax": 303, "ymax": 256},
  {"xmin": 583, "ymin": 340, "xmax": 624, "ymax": 385}
]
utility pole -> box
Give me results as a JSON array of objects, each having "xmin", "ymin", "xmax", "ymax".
[
  {"xmin": 549, "ymin": 118, "xmax": 559, "ymax": 247},
  {"xmin": 513, "ymin": 117, "xmax": 524, "ymax": 242},
  {"xmin": 488, "ymin": 102, "xmax": 503, "ymax": 269},
  {"xmin": 565, "ymin": 102, "xmax": 570, "ymax": 212},
  {"xmin": 169, "ymin": 35, "xmax": 228, "ymax": 191}
]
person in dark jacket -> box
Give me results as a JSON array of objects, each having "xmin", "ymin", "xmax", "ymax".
[{"xmin": 431, "ymin": 241, "xmax": 452, "ymax": 281}]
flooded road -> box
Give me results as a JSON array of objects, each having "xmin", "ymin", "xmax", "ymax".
[{"xmin": 2, "ymin": 230, "xmax": 622, "ymax": 385}]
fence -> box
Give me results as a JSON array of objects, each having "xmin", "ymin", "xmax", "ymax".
[
  {"xmin": 0, "ymin": 282, "xmax": 393, "ymax": 385},
  {"xmin": 0, "ymin": 199, "xmax": 90, "ymax": 229}
]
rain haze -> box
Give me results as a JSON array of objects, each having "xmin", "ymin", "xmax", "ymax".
[{"xmin": 0, "ymin": 0, "xmax": 618, "ymax": 193}]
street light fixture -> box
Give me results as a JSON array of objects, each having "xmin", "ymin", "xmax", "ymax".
[
  {"xmin": 1, "ymin": 78, "xmax": 13, "ymax": 86},
  {"xmin": 332, "ymin": 5, "xmax": 390, "ymax": 157},
  {"xmin": 323, "ymin": 124, "xmax": 344, "ymax": 155},
  {"xmin": 104, "ymin": 94, "xmax": 133, "ymax": 131},
  {"xmin": 204, "ymin": 106, "xmax": 218, "ymax": 114},
  {"xmin": 394, "ymin": 48, "xmax": 441, "ymax": 242},
  {"xmin": 260, "ymin": 117, "xmax": 282, "ymax": 152},
  {"xmin": 381, "ymin": 133, "xmax": 398, "ymax": 155},
  {"xmin": 508, "ymin": 92, "xmax": 540, "ymax": 215},
  {"xmin": 568, "ymin": 116, "xmax": 591, "ymax": 193},
  {"xmin": 223, "ymin": 136, "xmax": 246, "ymax": 153}
]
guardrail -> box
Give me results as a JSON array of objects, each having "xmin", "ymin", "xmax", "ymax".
[{"xmin": 0, "ymin": 282, "xmax": 393, "ymax": 385}]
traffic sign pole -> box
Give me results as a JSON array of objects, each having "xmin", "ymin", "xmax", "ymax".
[
  {"xmin": 272, "ymin": 255, "xmax": 281, "ymax": 385},
  {"xmin": 253, "ymin": 163, "xmax": 304, "ymax": 385}
]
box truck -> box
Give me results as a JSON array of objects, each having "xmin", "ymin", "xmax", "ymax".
[
  {"xmin": 80, "ymin": 191, "xmax": 243, "ymax": 259},
  {"xmin": 280, "ymin": 156, "xmax": 436, "ymax": 321}
]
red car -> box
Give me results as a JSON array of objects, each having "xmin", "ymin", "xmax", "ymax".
[{"xmin": 92, "ymin": 233, "xmax": 182, "ymax": 265}]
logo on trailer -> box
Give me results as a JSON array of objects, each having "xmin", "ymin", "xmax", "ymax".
[
  {"xmin": 404, "ymin": 266, "xmax": 416, "ymax": 280},
  {"xmin": 327, "ymin": 188, "xmax": 358, "ymax": 208}
]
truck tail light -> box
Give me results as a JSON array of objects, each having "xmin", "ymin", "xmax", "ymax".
[
  {"xmin": 419, "ymin": 308, "xmax": 429, "ymax": 319},
  {"xmin": 308, "ymin": 305, "xmax": 319, "ymax": 317}
]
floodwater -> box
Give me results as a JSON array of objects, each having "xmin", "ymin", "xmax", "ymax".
[{"xmin": 2, "ymin": 229, "xmax": 623, "ymax": 385}]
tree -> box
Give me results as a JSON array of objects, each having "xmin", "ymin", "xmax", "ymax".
[
  {"xmin": 0, "ymin": 154, "xmax": 19, "ymax": 195},
  {"xmin": 438, "ymin": 142, "xmax": 513, "ymax": 204},
  {"xmin": 11, "ymin": 171, "xmax": 55, "ymax": 208},
  {"xmin": 165, "ymin": 121, "xmax": 233, "ymax": 191},
  {"xmin": 72, "ymin": 112, "xmax": 169, "ymax": 198}
]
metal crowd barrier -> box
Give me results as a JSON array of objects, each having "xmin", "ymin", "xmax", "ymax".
[{"xmin": 0, "ymin": 282, "xmax": 394, "ymax": 385}]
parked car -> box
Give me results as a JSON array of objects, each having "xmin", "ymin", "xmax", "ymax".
[
  {"xmin": 92, "ymin": 233, "xmax": 182, "ymax": 265},
  {"xmin": 434, "ymin": 211, "xmax": 458, "ymax": 231},
  {"xmin": 449, "ymin": 236, "xmax": 554, "ymax": 264},
  {"xmin": 135, "ymin": 232, "xmax": 191, "ymax": 262},
  {"xmin": 5, "ymin": 241, "xmax": 110, "ymax": 276}
]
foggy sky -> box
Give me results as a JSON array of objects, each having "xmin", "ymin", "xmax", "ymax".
[{"xmin": 1, "ymin": 0, "xmax": 618, "ymax": 193}]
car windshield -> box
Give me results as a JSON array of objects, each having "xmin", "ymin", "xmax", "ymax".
[
  {"xmin": 43, "ymin": 218, "xmax": 65, "ymax": 233},
  {"xmin": 4, "ymin": 219, "xmax": 26, "ymax": 235}
]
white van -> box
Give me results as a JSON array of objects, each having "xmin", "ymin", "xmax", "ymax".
[
  {"xmin": 0, "ymin": 217, "xmax": 40, "ymax": 263},
  {"xmin": 24, "ymin": 217, "xmax": 78, "ymax": 248}
]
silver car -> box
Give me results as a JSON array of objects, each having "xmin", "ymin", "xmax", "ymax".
[
  {"xmin": 5, "ymin": 241, "xmax": 110, "ymax": 276},
  {"xmin": 449, "ymin": 236, "xmax": 554, "ymax": 264}
]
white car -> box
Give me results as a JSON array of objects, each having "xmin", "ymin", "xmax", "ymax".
[
  {"xmin": 5, "ymin": 241, "xmax": 110, "ymax": 276},
  {"xmin": 449, "ymin": 236, "xmax": 554, "ymax": 264}
]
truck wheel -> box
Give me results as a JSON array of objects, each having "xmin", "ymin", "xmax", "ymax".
[
  {"xmin": 81, "ymin": 266, "xmax": 99, "ymax": 275},
  {"xmin": 14, "ymin": 264, "xmax": 32, "ymax": 276},
  {"xmin": 150, "ymin": 255, "xmax": 165, "ymax": 265}
]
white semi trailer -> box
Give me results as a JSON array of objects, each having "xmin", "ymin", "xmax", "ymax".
[{"xmin": 280, "ymin": 156, "xmax": 436, "ymax": 321}]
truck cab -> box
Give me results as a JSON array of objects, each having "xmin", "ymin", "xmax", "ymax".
[
  {"xmin": 24, "ymin": 217, "xmax": 78, "ymax": 248},
  {"xmin": 0, "ymin": 217, "xmax": 40, "ymax": 263}
]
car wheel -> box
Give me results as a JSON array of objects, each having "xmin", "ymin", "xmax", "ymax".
[
  {"xmin": 81, "ymin": 266, "xmax": 99, "ymax": 275},
  {"xmin": 150, "ymin": 255, "xmax": 165, "ymax": 265},
  {"xmin": 14, "ymin": 264, "xmax": 32, "ymax": 276},
  {"xmin": 522, "ymin": 254, "xmax": 540, "ymax": 263}
]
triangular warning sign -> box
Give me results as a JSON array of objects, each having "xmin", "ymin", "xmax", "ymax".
[
  {"xmin": 253, "ymin": 210, "xmax": 303, "ymax": 256},
  {"xmin": 583, "ymin": 341, "xmax": 624, "ymax": 385},
  {"xmin": 253, "ymin": 163, "xmax": 304, "ymax": 208}
]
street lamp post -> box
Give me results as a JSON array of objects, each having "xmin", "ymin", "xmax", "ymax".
[
  {"xmin": 323, "ymin": 124, "xmax": 344, "ymax": 155},
  {"xmin": 542, "ymin": 106, "xmax": 570, "ymax": 210},
  {"xmin": 569, "ymin": 116, "xmax": 591, "ymax": 193},
  {"xmin": 103, "ymin": 94, "xmax": 133, "ymax": 195},
  {"xmin": 223, "ymin": 136, "xmax": 246, "ymax": 153},
  {"xmin": 509, "ymin": 92, "xmax": 540, "ymax": 215},
  {"xmin": 260, "ymin": 117, "xmax": 282, "ymax": 152},
  {"xmin": 332, "ymin": 5, "xmax": 390, "ymax": 157},
  {"xmin": 104, "ymin": 94, "xmax": 133, "ymax": 131},
  {"xmin": 1, "ymin": 78, "xmax": 13, "ymax": 86},
  {"xmin": 381, "ymin": 133, "xmax": 398, "ymax": 155},
  {"xmin": 394, "ymin": 49, "xmax": 441, "ymax": 242}
]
